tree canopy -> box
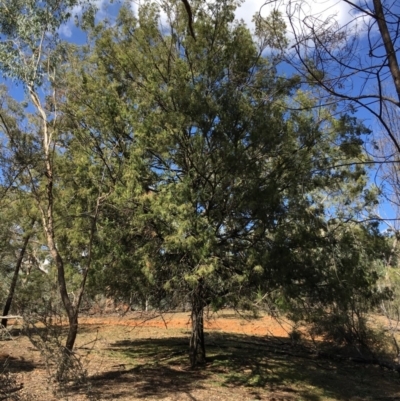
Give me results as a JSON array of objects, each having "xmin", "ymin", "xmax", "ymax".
[{"xmin": 0, "ymin": 0, "xmax": 393, "ymax": 371}]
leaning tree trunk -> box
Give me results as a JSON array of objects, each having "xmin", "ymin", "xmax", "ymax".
[
  {"xmin": 189, "ymin": 281, "xmax": 206, "ymax": 368},
  {"xmin": 48, "ymin": 242, "xmax": 79, "ymax": 381},
  {"xmin": 28, "ymin": 84, "xmax": 101, "ymax": 380},
  {"xmin": 28, "ymin": 85, "xmax": 78, "ymax": 358},
  {"xmin": 44, "ymin": 188, "xmax": 77, "ymax": 355},
  {"xmin": 1, "ymin": 226, "xmax": 33, "ymax": 328}
]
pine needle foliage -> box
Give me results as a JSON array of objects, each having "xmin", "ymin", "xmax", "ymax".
[{"xmin": 62, "ymin": 0, "xmax": 385, "ymax": 366}]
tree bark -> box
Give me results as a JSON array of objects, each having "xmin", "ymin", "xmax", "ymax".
[
  {"xmin": 65, "ymin": 315, "xmax": 79, "ymax": 352},
  {"xmin": 1, "ymin": 223, "xmax": 33, "ymax": 328},
  {"xmin": 46, "ymin": 220, "xmax": 76, "ymax": 351},
  {"xmin": 189, "ymin": 281, "xmax": 206, "ymax": 368},
  {"xmin": 30, "ymin": 85, "xmax": 77, "ymax": 359},
  {"xmin": 373, "ymin": 0, "xmax": 400, "ymax": 104}
]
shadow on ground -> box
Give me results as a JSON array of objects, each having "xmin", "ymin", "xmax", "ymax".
[
  {"xmin": 60, "ymin": 331, "xmax": 400, "ymax": 400},
  {"xmin": 0, "ymin": 354, "xmax": 36, "ymax": 373}
]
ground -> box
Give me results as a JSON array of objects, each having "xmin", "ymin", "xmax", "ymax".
[{"xmin": 1, "ymin": 310, "xmax": 400, "ymax": 401}]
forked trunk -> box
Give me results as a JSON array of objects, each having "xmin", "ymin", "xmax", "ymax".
[
  {"xmin": 43, "ymin": 155, "xmax": 77, "ymax": 355},
  {"xmin": 49, "ymin": 246, "xmax": 76, "ymax": 344},
  {"xmin": 29, "ymin": 86, "xmax": 83, "ymax": 381},
  {"xmin": 65, "ymin": 314, "xmax": 78, "ymax": 352},
  {"xmin": 56, "ymin": 313, "xmax": 79, "ymax": 381}
]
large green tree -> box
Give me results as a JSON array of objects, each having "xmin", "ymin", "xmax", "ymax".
[{"xmin": 62, "ymin": 0, "xmax": 380, "ymax": 367}]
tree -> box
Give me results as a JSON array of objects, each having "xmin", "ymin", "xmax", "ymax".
[
  {"xmin": 256, "ymin": 0, "xmax": 400, "ymax": 352},
  {"xmin": 0, "ymin": 219, "xmax": 34, "ymax": 328},
  {"xmin": 68, "ymin": 0, "xmax": 378, "ymax": 367},
  {"xmin": 77, "ymin": 0, "xmax": 298, "ymax": 366},
  {"xmin": 0, "ymin": 84, "xmax": 54, "ymax": 327},
  {"xmin": 0, "ymin": 0, "xmax": 98, "ymax": 372}
]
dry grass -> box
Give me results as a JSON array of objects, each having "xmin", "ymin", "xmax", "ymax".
[{"xmin": 1, "ymin": 311, "xmax": 400, "ymax": 401}]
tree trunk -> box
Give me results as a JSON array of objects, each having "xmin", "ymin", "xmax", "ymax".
[
  {"xmin": 1, "ymin": 227, "xmax": 32, "ymax": 328},
  {"xmin": 65, "ymin": 314, "xmax": 78, "ymax": 351},
  {"xmin": 56, "ymin": 313, "xmax": 79, "ymax": 381},
  {"xmin": 29, "ymin": 85, "xmax": 77, "ymax": 355},
  {"xmin": 373, "ymin": 0, "xmax": 400, "ymax": 104},
  {"xmin": 189, "ymin": 282, "xmax": 206, "ymax": 368},
  {"xmin": 48, "ymin": 240, "xmax": 76, "ymax": 349}
]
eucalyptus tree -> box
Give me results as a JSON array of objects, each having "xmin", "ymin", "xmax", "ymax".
[
  {"xmin": 0, "ymin": 85, "xmax": 39, "ymax": 327},
  {"xmin": 0, "ymin": 0, "xmax": 99, "ymax": 364},
  {"xmin": 0, "ymin": 216, "xmax": 36, "ymax": 329}
]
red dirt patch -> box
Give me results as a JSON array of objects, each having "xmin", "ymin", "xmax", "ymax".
[{"xmin": 80, "ymin": 310, "xmax": 294, "ymax": 338}]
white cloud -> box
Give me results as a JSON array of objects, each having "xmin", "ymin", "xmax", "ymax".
[
  {"xmin": 130, "ymin": 0, "xmax": 139, "ymax": 15},
  {"xmin": 58, "ymin": 3, "xmax": 86, "ymax": 38},
  {"xmin": 58, "ymin": 0, "xmax": 371, "ymax": 42},
  {"xmin": 235, "ymin": 0, "xmax": 370, "ymax": 42},
  {"xmin": 59, "ymin": 23, "xmax": 73, "ymax": 38},
  {"xmin": 58, "ymin": 0, "xmax": 114, "ymax": 39},
  {"xmin": 236, "ymin": 0, "xmax": 358, "ymax": 26},
  {"xmin": 126, "ymin": 0, "xmax": 358, "ymax": 31}
]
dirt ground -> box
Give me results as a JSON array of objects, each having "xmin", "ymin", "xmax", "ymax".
[
  {"xmin": 80, "ymin": 310, "xmax": 294, "ymax": 337},
  {"xmin": 1, "ymin": 311, "xmax": 400, "ymax": 401}
]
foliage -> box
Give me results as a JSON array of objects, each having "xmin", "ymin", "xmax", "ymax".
[
  {"xmin": 0, "ymin": 0, "xmax": 393, "ymax": 370},
  {"xmin": 275, "ymin": 222, "xmax": 391, "ymax": 347},
  {"xmin": 57, "ymin": 0, "xmax": 387, "ymax": 365},
  {"xmin": 0, "ymin": 0, "xmax": 94, "ymax": 84}
]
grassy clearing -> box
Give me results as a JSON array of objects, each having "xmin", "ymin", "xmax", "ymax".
[
  {"xmin": 96, "ymin": 328, "xmax": 400, "ymax": 401},
  {"xmin": 1, "ymin": 314, "xmax": 400, "ymax": 400}
]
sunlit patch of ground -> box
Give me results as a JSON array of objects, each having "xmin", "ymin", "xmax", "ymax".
[{"xmin": 1, "ymin": 310, "xmax": 400, "ymax": 400}]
